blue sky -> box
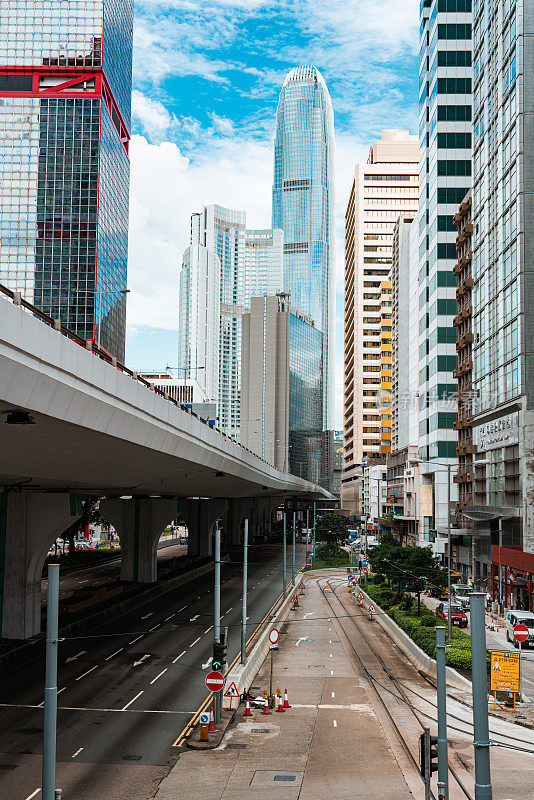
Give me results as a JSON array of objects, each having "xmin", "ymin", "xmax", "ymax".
[{"xmin": 126, "ymin": 0, "xmax": 420, "ymax": 426}]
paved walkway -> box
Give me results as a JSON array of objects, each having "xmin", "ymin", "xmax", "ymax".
[{"xmin": 152, "ymin": 576, "xmax": 415, "ymax": 800}]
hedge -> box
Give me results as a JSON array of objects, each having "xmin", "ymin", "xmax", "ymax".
[{"xmin": 364, "ymin": 583, "xmax": 479, "ymax": 670}]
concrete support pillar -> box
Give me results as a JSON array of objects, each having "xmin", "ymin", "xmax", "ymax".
[
  {"xmin": 180, "ymin": 499, "xmax": 228, "ymax": 557},
  {"xmin": 0, "ymin": 491, "xmax": 81, "ymax": 639},
  {"xmin": 227, "ymin": 499, "xmax": 253, "ymax": 547},
  {"xmin": 100, "ymin": 498, "xmax": 178, "ymax": 583}
]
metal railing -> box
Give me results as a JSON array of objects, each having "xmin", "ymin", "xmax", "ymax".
[{"xmin": 0, "ymin": 282, "xmax": 277, "ymax": 469}]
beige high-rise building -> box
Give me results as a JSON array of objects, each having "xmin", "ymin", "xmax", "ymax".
[{"xmin": 342, "ymin": 130, "xmax": 418, "ymax": 513}]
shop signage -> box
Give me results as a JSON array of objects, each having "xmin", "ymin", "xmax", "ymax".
[
  {"xmin": 490, "ymin": 651, "xmax": 519, "ymax": 693},
  {"xmin": 473, "ymin": 412, "xmax": 519, "ymax": 452},
  {"xmin": 421, "ymin": 485, "xmax": 433, "ymax": 518}
]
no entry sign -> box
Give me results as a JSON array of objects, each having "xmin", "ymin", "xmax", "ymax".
[
  {"xmin": 513, "ymin": 624, "xmax": 529, "ymax": 643},
  {"xmin": 205, "ymin": 670, "xmax": 225, "ymax": 692},
  {"xmin": 269, "ymin": 628, "xmax": 280, "ymax": 644}
]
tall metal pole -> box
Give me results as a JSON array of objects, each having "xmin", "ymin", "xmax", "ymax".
[
  {"xmin": 305, "ymin": 509, "xmax": 310, "ymax": 569},
  {"xmin": 447, "ymin": 464, "xmax": 452, "ymax": 641},
  {"xmin": 436, "ymin": 626, "xmax": 449, "ymax": 800},
  {"xmin": 214, "ymin": 523, "xmax": 221, "ymax": 722},
  {"xmin": 469, "ymin": 592, "xmax": 493, "ymax": 800},
  {"xmin": 312, "ymin": 501, "xmax": 316, "ymax": 566},
  {"xmin": 377, "ymin": 476, "xmax": 381, "ymax": 542},
  {"xmin": 42, "ymin": 563, "xmax": 60, "ymax": 800},
  {"xmin": 282, "ymin": 510, "xmax": 287, "ymax": 598},
  {"xmin": 363, "ymin": 514, "xmax": 368, "ymax": 584},
  {"xmin": 241, "ymin": 518, "xmax": 248, "ymax": 665},
  {"xmin": 291, "ymin": 511, "xmax": 296, "ymax": 585},
  {"xmin": 498, "ymin": 517, "xmax": 502, "ymax": 615}
]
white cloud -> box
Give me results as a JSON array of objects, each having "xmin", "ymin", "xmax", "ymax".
[
  {"xmin": 208, "ymin": 112, "xmax": 235, "ymax": 136},
  {"xmin": 132, "ymin": 90, "xmax": 173, "ymax": 132}
]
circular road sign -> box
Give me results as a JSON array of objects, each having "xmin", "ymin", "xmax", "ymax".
[
  {"xmin": 205, "ymin": 670, "xmax": 225, "ymax": 692},
  {"xmin": 513, "ymin": 624, "xmax": 529, "ymax": 643},
  {"xmin": 269, "ymin": 628, "xmax": 280, "ymax": 645}
]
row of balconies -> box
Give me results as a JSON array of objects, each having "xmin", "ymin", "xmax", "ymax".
[
  {"xmin": 456, "ymin": 222, "xmax": 473, "ymax": 245},
  {"xmin": 457, "ymin": 443, "xmax": 477, "ymax": 456},
  {"xmin": 456, "ymin": 278, "xmax": 474, "ymax": 300},
  {"xmin": 453, "ymin": 360, "xmax": 472, "ymax": 378},
  {"xmin": 453, "ymin": 416, "xmax": 472, "ymax": 431},
  {"xmin": 453, "ymin": 472, "xmax": 474, "ymax": 484},
  {"xmin": 453, "ymin": 304, "xmax": 472, "ymax": 326},
  {"xmin": 456, "ymin": 331, "xmax": 474, "ymax": 350}
]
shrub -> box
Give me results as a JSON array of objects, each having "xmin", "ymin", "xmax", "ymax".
[
  {"xmin": 420, "ymin": 614, "xmax": 437, "ymax": 627},
  {"xmin": 374, "ymin": 573, "xmax": 385, "ymax": 585},
  {"xmin": 446, "ymin": 647, "xmax": 472, "ymax": 670}
]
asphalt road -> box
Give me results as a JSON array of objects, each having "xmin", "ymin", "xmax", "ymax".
[
  {"xmin": 41, "ymin": 539, "xmax": 187, "ymax": 603},
  {"xmin": 0, "ymin": 544, "xmax": 304, "ymax": 800}
]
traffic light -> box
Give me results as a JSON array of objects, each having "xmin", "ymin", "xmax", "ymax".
[
  {"xmin": 212, "ymin": 632, "xmax": 227, "ymax": 671},
  {"xmin": 419, "ymin": 732, "xmax": 439, "ymax": 777}
]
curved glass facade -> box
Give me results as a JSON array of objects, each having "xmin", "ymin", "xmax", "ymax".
[
  {"xmin": 289, "ymin": 311, "xmax": 323, "ymax": 483},
  {"xmin": 272, "ymin": 64, "xmax": 335, "ymax": 431}
]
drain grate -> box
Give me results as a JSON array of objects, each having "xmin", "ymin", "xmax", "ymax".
[
  {"xmin": 251, "ymin": 728, "xmax": 270, "ymax": 733},
  {"xmin": 0, "ymin": 765, "xmax": 17, "ymax": 771},
  {"xmin": 251, "ymin": 770, "xmax": 303, "ymax": 786},
  {"xmin": 122, "ymin": 755, "xmax": 142, "ymax": 761},
  {"xmin": 274, "ymin": 775, "xmax": 297, "ymax": 782},
  {"xmin": 226, "ymin": 743, "xmax": 246, "ymax": 750}
]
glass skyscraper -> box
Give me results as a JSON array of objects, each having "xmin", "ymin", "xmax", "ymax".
[
  {"xmin": 417, "ymin": 0, "xmax": 472, "ymax": 535},
  {"xmin": 0, "ymin": 1, "xmax": 133, "ymax": 360},
  {"xmin": 289, "ymin": 310, "xmax": 323, "ymax": 483},
  {"xmin": 272, "ymin": 65, "xmax": 335, "ymax": 436}
]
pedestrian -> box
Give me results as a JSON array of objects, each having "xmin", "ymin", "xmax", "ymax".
[{"xmin": 485, "ymin": 592, "xmax": 491, "ymax": 612}]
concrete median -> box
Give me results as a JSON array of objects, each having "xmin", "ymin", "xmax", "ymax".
[{"xmin": 222, "ymin": 575, "xmax": 303, "ymax": 708}]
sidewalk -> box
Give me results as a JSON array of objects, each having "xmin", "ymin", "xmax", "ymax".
[{"xmin": 153, "ymin": 575, "xmax": 416, "ymax": 800}]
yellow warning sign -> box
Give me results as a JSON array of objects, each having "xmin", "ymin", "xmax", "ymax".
[{"xmin": 490, "ymin": 651, "xmax": 520, "ymax": 693}]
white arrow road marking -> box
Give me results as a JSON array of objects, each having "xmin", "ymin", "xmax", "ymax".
[
  {"xmin": 72, "ymin": 747, "xmax": 84, "ymax": 758},
  {"xmin": 122, "ymin": 691, "xmax": 143, "ymax": 711},
  {"xmin": 141, "ymin": 613, "xmax": 153, "ymax": 620},
  {"xmin": 66, "ymin": 651, "xmax": 87, "ymax": 663},
  {"xmin": 303, "ymin": 612, "xmax": 315, "ymax": 619},
  {"xmin": 295, "ymin": 637, "xmax": 309, "ymax": 647},
  {"xmin": 133, "ymin": 654, "xmax": 151, "ymax": 667},
  {"xmin": 189, "ymin": 614, "xmax": 199, "ymax": 622},
  {"xmin": 202, "ymin": 657, "xmax": 213, "ymax": 670}
]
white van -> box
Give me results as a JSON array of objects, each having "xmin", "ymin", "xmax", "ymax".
[{"xmin": 505, "ymin": 610, "xmax": 534, "ymax": 648}]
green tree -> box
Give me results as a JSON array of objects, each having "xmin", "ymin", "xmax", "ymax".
[{"xmin": 315, "ymin": 513, "xmax": 349, "ymax": 548}]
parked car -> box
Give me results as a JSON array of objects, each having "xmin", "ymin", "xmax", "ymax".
[
  {"xmin": 436, "ymin": 602, "xmax": 468, "ymax": 628},
  {"xmin": 451, "ymin": 584, "xmax": 473, "ymax": 610},
  {"xmin": 505, "ymin": 611, "xmax": 534, "ymax": 648},
  {"xmin": 74, "ymin": 541, "xmax": 92, "ymax": 551}
]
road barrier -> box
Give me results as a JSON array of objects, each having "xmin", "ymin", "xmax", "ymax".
[
  {"xmin": 222, "ymin": 573, "xmax": 303, "ymax": 708},
  {"xmin": 357, "ymin": 586, "xmax": 472, "ymax": 692}
]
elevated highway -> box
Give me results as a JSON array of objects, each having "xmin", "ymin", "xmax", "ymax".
[{"xmin": 0, "ymin": 287, "xmax": 327, "ymax": 638}]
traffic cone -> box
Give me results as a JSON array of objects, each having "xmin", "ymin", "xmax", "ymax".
[
  {"xmin": 208, "ymin": 704, "xmax": 215, "ymax": 731},
  {"xmin": 243, "ymin": 695, "xmax": 253, "ymax": 717},
  {"xmin": 283, "ymin": 688, "xmax": 291, "ymax": 709},
  {"xmin": 276, "ymin": 692, "xmax": 285, "ymax": 713},
  {"xmin": 294, "ymin": 594, "xmax": 300, "ymax": 608},
  {"xmin": 262, "ymin": 695, "xmax": 271, "ymax": 715}
]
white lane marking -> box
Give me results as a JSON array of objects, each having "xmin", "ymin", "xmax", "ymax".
[
  {"xmin": 24, "ymin": 790, "xmax": 40, "ymax": 800},
  {"xmin": 150, "ymin": 669, "xmax": 167, "ymax": 685},
  {"xmin": 76, "ymin": 665, "xmax": 98, "ymax": 680},
  {"xmin": 58, "ymin": 687, "xmax": 66, "ymax": 696},
  {"xmin": 189, "ymin": 614, "xmax": 199, "ymax": 622},
  {"xmin": 65, "ymin": 650, "xmax": 87, "ymax": 663},
  {"xmin": 331, "ymin": 692, "xmax": 335, "ymax": 698},
  {"xmin": 122, "ymin": 690, "xmax": 144, "ymax": 711},
  {"xmin": 133, "ymin": 654, "xmax": 151, "ymax": 667},
  {"xmin": 303, "ymin": 612, "xmax": 315, "ymax": 619},
  {"xmin": 333, "ymin": 720, "xmax": 337, "ymax": 728},
  {"xmin": 72, "ymin": 747, "xmax": 84, "ymax": 758},
  {"xmin": 129, "ymin": 635, "xmax": 143, "ymax": 645},
  {"xmin": 178, "ymin": 605, "xmax": 187, "ymax": 612},
  {"xmin": 330, "ymin": 670, "xmax": 334, "ymax": 676},
  {"xmin": 204, "ymin": 626, "xmax": 213, "ymax": 634},
  {"xmin": 105, "ymin": 648, "xmax": 123, "ymax": 661},
  {"xmin": 149, "ymin": 623, "xmax": 161, "ymax": 631},
  {"xmin": 0, "ymin": 702, "xmax": 194, "ymax": 715},
  {"xmin": 197, "ymin": 596, "xmax": 201, "ymax": 599},
  {"xmin": 226, "ymin": 607, "xmax": 233, "ymax": 614},
  {"xmin": 141, "ymin": 613, "xmax": 153, "ymax": 620},
  {"xmin": 246, "ymin": 616, "xmax": 249, "ymax": 620},
  {"xmin": 329, "ymin": 654, "xmax": 333, "ymax": 658},
  {"xmin": 202, "ymin": 657, "xmax": 213, "ymax": 670},
  {"xmin": 165, "ymin": 614, "xmax": 175, "ymax": 621},
  {"xmin": 295, "ymin": 637, "xmax": 309, "ymax": 647},
  {"xmin": 329, "ymin": 640, "xmax": 332, "ymax": 644},
  {"xmin": 190, "ymin": 637, "xmax": 201, "ymax": 647},
  {"xmin": 173, "ymin": 650, "xmax": 187, "ymax": 664}
]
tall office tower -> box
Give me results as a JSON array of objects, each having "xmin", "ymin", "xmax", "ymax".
[
  {"xmin": 0, "ymin": 1, "xmax": 133, "ymax": 361},
  {"xmin": 272, "ymin": 65, "xmax": 335, "ymax": 447},
  {"xmin": 390, "ymin": 216, "xmax": 415, "ymax": 453},
  {"xmin": 179, "ymin": 206, "xmax": 283, "ymax": 439},
  {"xmin": 470, "ymin": 0, "xmax": 534, "ymax": 604},
  {"xmin": 178, "ymin": 224, "xmax": 220, "ymax": 404},
  {"xmin": 378, "ymin": 279, "xmax": 393, "ymax": 455},
  {"xmin": 241, "ymin": 294, "xmax": 323, "ymax": 481},
  {"xmin": 342, "ymin": 130, "xmax": 418, "ymax": 514},
  {"xmin": 418, "ymin": 0, "xmax": 472, "ymax": 540}
]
